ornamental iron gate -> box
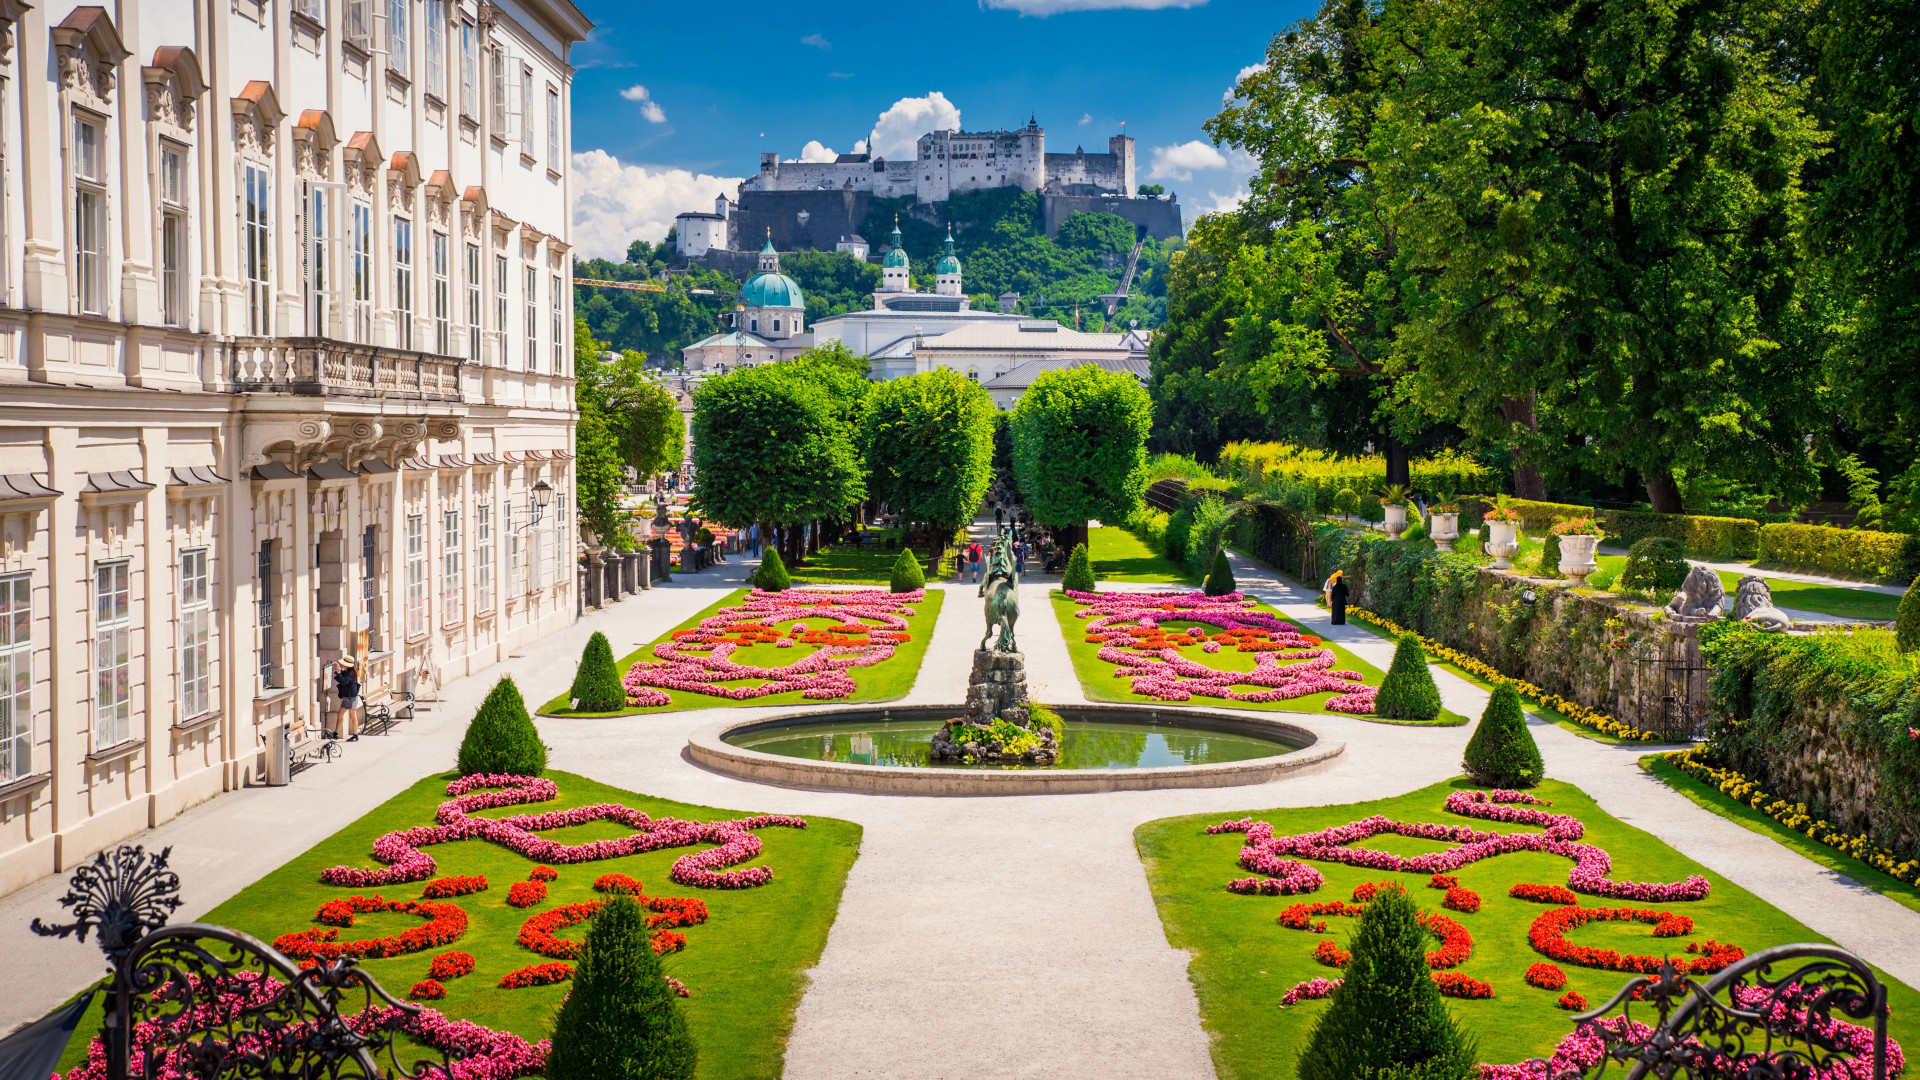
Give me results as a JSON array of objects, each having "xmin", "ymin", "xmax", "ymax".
[{"xmin": 1625, "ymin": 637, "xmax": 1711, "ymax": 742}]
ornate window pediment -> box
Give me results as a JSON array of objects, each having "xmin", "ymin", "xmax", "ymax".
[
  {"xmin": 293, "ymin": 109, "xmax": 338, "ymax": 180},
  {"xmin": 344, "ymin": 131, "xmax": 384, "ymax": 199},
  {"xmin": 142, "ymin": 46, "xmax": 204, "ymax": 136},
  {"xmin": 387, "ymin": 151, "xmax": 422, "ymax": 214},
  {"xmin": 53, "ymin": 7, "xmax": 131, "ymax": 110},
  {"xmin": 231, "ymin": 80, "xmax": 283, "ymax": 164},
  {"xmin": 460, "ymin": 186, "xmax": 488, "ymax": 240},
  {"xmin": 425, "ymin": 170, "xmax": 454, "ymax": 229}
]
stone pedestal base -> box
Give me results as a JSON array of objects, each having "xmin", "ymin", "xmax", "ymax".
[{"xmin": 932, "ymin": 647, "xmax": 1055, "ymax": 764}]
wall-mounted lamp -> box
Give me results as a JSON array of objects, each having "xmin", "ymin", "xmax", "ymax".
[
  {"xmin": 1521, "ymin": 589, "xmax": 1537, "ymax": 605},
  {"xmin": 528, "ymin": 480, "xmax": 554, "ymax": 527}
]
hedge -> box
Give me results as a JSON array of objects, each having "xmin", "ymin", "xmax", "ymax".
[
  {"xmin": 1756, "ymin": 522, "xmax": 1911, "ymax": 581},
  {"xmin": 1505, "ymin": 498, "xmax": 1596, "ymax": 533},
  {"xmin": 1214, "ymin": 442, "xmax": 1495, "ymax": 512},
  {"xmin": 1600, "ymin": 509, "xmax": 1761, "ymax": 560}
]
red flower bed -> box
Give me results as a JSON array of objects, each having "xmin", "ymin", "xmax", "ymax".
[
  {"xmin": 507, "ymin": 881, "xmax": 547, "ymax": 908},
  {"xmin": 1527, "ymin": 906, "xmax": 1743, "ymax": 975},
  {"xmin": 273, "ymin": 896, "xmax": 468, "ymax": 961},
  {"xmin": 428, "ymin": 951, "xmax": 475, "ymax": 980},
  {"xmin": 408, "ymin": 979, "xmax": 446, "ymax": 1001},
  {"xmin": 594, "ymin": 873, "xmax": 643, "ymax": 896},
  {"xmin": 1350, "ymin": 881, "xmax": 1402, "ymax": 902},
  {"xmin": 315, "ymin": 900, "xmax": 358, "ymax": 927},
  {"xmin": 1442, "ymin": 887, "xmax": 1481, "ymax": 914},
  {"xmin": 1510, "ymin": 882, "xmax": 1579, "ymax": 906},
  {"xmin": 1525, "ymin": 962, "xmax": 1567, "ymax": 990},
  {"xmin": 422, "ymin": 875, "xmax": 488, "ymax": 899},
  {"xmin": 1422, "ymin": 913, "xmax": 1473, "ymax": 969},
  {"xmin": 1557, "ymin": 990, "xmax": 1588, "ymax": 1011},
  {"xmin": 1276, "ymin": 900, "xmax": 1365, "ymax": 932},
  {"xmin": 1428, "ymin": 875, "xmax": 1458, "ymax": 890},
  {"xmin": 518, "ymin": 897, "xmax": 707, "ymax": 960},
  {"xmin": 1313, "ymin": 940, "xmax": 1350, "ymax": 967},
  {"xmin": 1433, "ymin": 972, "xmax": 1493, "ymax": 999},
  {"xmin": 498, "ymin": 962, "xmax": 572, "ymax": 989},
  {"xmin": 529, "ymin": 866, "xmax": 558, "ymax": 883}
]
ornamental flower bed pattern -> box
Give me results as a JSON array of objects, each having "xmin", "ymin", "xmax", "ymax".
[
  {"xmin": 319, "ymin": 773, "xmax": 806, "ymax": 890},
  {"xmin": 1062, "ymin": 589, "xmax": 1379, "ymax": 712},
  {"xmin": 620, "ymin": 587, "xmax": 923, "ymax": 706},
  {"xmin": 272, "ymin": 895, "xmax": 469, "ymax": 961}
]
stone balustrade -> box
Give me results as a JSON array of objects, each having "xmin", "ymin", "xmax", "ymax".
[{"xmin": 226, "ymin": 337, "xmax": 464, "ymax": 403}]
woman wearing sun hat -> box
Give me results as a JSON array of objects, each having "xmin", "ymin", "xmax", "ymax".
[
  {"xmin": 330, "ymin": 655, "xmax": 362, "ymax": 742},
  {"xmin": 1323, "ymin": 570, "xmax": 1350, "ymax": 625}
]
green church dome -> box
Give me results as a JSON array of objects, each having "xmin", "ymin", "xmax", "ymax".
[
  {"xmin": 743, "ymin": 271, "xmax": 805, "ymax": 309},
  {"xmin": 935, "ymin": 227, "xmax": 961, "ymax": 274},
  {"xmin": 882, "ymin": 218, "xmax": 910, "ymax": 268}
]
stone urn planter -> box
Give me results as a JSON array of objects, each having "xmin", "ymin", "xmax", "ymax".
[
  {"xmin": 1429, "ymin": 512, "xmax": 1460, "ymax": 552},
  {"xmin": 1558, "ymin": 533, "xmax": 1601, "ymax": 586},
  {"xmin": 1383, "ymin": 503, "xmax": 1408, "ymax": 540},
  {"xmin": 1484, "ymin": 520, "xmax": 1521, "ymax": 569}
]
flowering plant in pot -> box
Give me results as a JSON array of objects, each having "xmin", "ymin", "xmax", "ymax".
[
  {"xmin": 1482, "ymin": 498, "xmax": 1523, "ymax": 569},
  {"xmin": 1550, "ymin": 518, "xmax": 1604, "ymax": 585},
  {"xmin": 1376, "ymin": 484, "xmax": 1412, "ymax": 538},
  {"xmin": 1426, "ymin": 487, "xmax": 1461, "ymax": 552}
]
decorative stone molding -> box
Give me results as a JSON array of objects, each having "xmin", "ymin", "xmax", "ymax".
[
  {"xmin": 425, "ymin": 170, "xmax": 454, "ymax": 230},
  {"xmin": 241, "ymin": 416, "xmax": 332, "ymax": 474},
  {"xmin": 142, "ymin": 46, "xmax": 203, "ymax": 135},
  {"xmin": 344, "ymin": 131, "xmax": 383, "ymax": 199},
  {"xmin": 387, "ymin": 151, "xmax": 421, "ymax": 215},
  {"xmin": 231, "ymin": 80, "xmax": 283, "ymax": 164},
  {"xmin": 293, "ymin": 109, "xmax": 338, "ymax": 180},
  {"xmin": 0, "ymin": 0, "xmax": 29, "ymax": 62},
  {"xmin": 460, "ymin": 186, "xmax": 489, "ymax": 240},
  {"xmin": 52, "ymin": 7, "xmax": 130, "ymax": 110}
]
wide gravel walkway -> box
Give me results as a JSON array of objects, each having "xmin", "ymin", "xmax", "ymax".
[{"xmin": 5, "ymin": 532, "xmax": 1918, "ymax": 1080}]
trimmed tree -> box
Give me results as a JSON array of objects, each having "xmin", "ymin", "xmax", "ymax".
[
  {"xmin": 1010, "ymin": 364, "xmax": 1152, "ymax": 551},
  {"xmin": 569, "ymin": 632, "xmax": 626, "ymax": 712},
  {"xmin": 1062, "ymin": 543, "xmax": 1096, "ymax": 593},
  {"xmin": 546, "ymin": 893, "xmax": 697, "ymax": 1080},
  {"xmin": 1203, "ymin": 549, "xmax": 1237, "ymax": 596},
  {"xmin": 1374, "ymin": 634, "xmax": 1442, "ymax": 722},
  {"xmin": 889, "ymin": 547, "xmax": 926, "ymax": 593},
  {"xmin": 859, "ymin": 369, "xmax": 997, "ymax": 565},
  {"xmin": 1538, "ymin": 530, "xmax": 1563, "ymax": 578},
  {"xmin": 1897, "ymin": 576, "xmax": 1919, "ymax": 654},
  {"xmin": 1461, "ymin": 682, "xmax": 1544, "ymax": 787},
  {"xmin": 457, "ymin": 677, "xmax": 546, "ymax": 776},
  {"xmin": 752, "ymin": 547, "xmax": 792, "ymax": 592},
  {"xmin": 1297, "ymin": 886, "xmax": 1478, "ymax": 1080}
]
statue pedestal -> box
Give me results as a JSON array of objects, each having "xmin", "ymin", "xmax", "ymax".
[{"xmin": 931, "ymin": 647, "xmax": 1057, "ymax": 765}]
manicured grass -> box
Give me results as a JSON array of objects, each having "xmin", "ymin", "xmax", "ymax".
[
  {"xmin": 787, "ymin": 529, "xmax": 939, "ymax": 587},
  {"xmin": 54, "ymin": 770, "xmax": 861, "ymax": 1080},
  {"xmin": 1050, "ymin": 590, "xmax": 1465, "ymax": 724},
  {"xmin": 538, "ymin": 588, "xmax": 943, "ymax": 717},
  {"xmin": 1135, "ymin": 777, "xmax": 1920, "ymax": 1080},
  {"xmin": 1090, "ymin": 525, "xmax": 1195, "ymax": 584},
  {"xmin": 1710, "ymin": 572, "xmax": 1902, "ymax": 621},
  {"xmin": 1641, "ymin": 752, "xmax": 1920, "ymax": 916}
]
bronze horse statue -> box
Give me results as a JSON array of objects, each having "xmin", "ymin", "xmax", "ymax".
[{"xmin": 980, "ymin": 532, "xmax": 1020, "ymax": 652}]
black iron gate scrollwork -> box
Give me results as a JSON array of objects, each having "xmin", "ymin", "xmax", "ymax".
[
  {"xmin": 1624, "ymin": 638, "xmax": 1710, "ymax": 742},
  {"xmin": 29, "ymin": 845, "xmax": 458, "ymax": 1080}
]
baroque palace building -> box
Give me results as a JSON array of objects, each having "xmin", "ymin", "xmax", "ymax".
[{"xmin": 0, "ymin": 0, "xmax": 591, "ymax": 896}]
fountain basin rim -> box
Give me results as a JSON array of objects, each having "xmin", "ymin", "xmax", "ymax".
[{"xmin": 687, "ymin": 703, "xmax": 1345, "ymax": 796}]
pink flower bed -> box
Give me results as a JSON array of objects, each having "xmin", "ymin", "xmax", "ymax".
[
  {"xmin": 1211, "ymin": 789, "xmax": 1709, "ymax": 902},
  {"xmin": 620, "ymin": 587, "xmax": 922, "ymax": 705},
  {"xmin": 320, "ymin": 774, "xmax": 806, "ymax": 889},
  {"xmin": 1062, "ymin": 589, "xmax": 1378, "ymax": 712},
  {"xmin": 1279, "ymin": 976, "xmax": 1343, "ymax": 1007}
]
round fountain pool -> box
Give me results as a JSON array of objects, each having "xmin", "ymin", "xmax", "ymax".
[{"xmin": 687, "ymin": 704, "xmax": 1344, "ymax": 795}]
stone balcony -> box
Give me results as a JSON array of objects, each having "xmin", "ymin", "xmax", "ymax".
[{"xmin": 226, "ymin": 337, "xmax": 464, "ymax": 403}]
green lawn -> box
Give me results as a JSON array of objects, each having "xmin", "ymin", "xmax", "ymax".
[
  {"xmin": 55, "ymin": 771, "xmax": 862, "ymax": 1080},
  {"xmin": 1135, "ymin": 777, "xmax": 1920, "ymax": 1080},
  {"xmin": 539, "ymin": 588, "xmax": 943, "ymax": 717},
  {"xmin": 1091, "ymin": 525, "xmax": 1195, "ymax": 584},
  {"xmin": 787, "ymin": 529, "xmax": 942, "ymax": 587},
  {"xmin": 1050, "ymin": 591, "xmax": 1464, "ymax": 724},
  {"xmin": 1642, "ymin": 752, "xmax": 1920, "ymax": 916}
]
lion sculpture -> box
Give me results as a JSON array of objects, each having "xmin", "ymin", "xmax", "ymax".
[{"xmin": 1664, "ymin": 565, "xmax": 1726, "ymax": 624}]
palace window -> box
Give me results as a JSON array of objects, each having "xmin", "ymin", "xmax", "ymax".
[
  {"xmin": 489, "ymin": 45, "xmax": 507, "ymax": 134},
  {"xmin": 441, "ymin": 510, "xmax": 462, "ymax": 624},
  {"xmin": 244, "ymin": 163, "xmax": 271, "ymax": 335},
  {"xmin": 395, "ymin": 217, "xmax": 414, "ymax": 349},
  {"xmin": 0, "ymin": 573, "xmax": 31, "ymax": 782},
  {"xmin": 524, "ymin": 265, "xmax": 538, "ymax": 369},
  {"xmin": 551, "ymin": 274, "xmax": 563, "ymax": 371},
  {"xmin": 546, "ymin": 87, "xmax": 560, "ymax": 165},
  {"xmin": 362, "ymin": 525, "xmax": 382, "ymax": 651},
  {"xmin": 459, "ymin": 20, "xmax": 477, "ymax": 117},
  {"xmin": 345, "ymin": 0, "xmax": 371, "ymax": 50},
  {"xmin": 494, "ymin": 253, "xmax": 508, "ymax": 356},
  {"xmin": 256, "ymin": 541, "xmax": 276, "ymax": 688},
  {"xmin": 74, "ymin": 115, "xmax": 107, "ymax": 316},
  {"xmin": 179, "ymin": 549, "xmax": 210, "ymax": 720},
  {"xmin": 466, "ymin": 242, "xmax": 481, "ymax": 360},
  {"xmin": 520, "ymin": 67, "xmax": 534, "ymax": 157},
  {"xmin": 387, "ymin": 0, "xmax": 410, "ymax": 79},
  {"xmin": 94, "ymin": 561, "xmax": 131, "ymax": 749},
  {"xmin": 475, "ymin": 503, "xmax": 493, "ymax": 610},
  {"xmin": 506, "ymin": 526, "xmax": 522, "ymax": 597},
  {"xmin": 405, "ymin": 513, "xmax": 426, "ymax": 637},
  {"xmin": 425, "ymin": 0, "xmax": 446, "ymax": 99},
  {"xmin": 433, "ymin": 231, "xmax": 450, "ymax": 354},
  {"xmin": 160, "ymin": 144, "xmax": 188, "ymax": 327},
  {"xmin": 303, "ymin": 183, "xmax": 331, "ymax": 336},
  {"xmin": 352, "ymin": 201, "xmax": 373, "ymax": 342}
]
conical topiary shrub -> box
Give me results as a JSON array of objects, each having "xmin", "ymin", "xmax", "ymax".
[
  {"xmin": 1461, "ymin": 682, "xmax": 1544, "ymax": 787},
  {"xmin": 569, "ymin": 632, "xmax": 627, "ymax": 712},
  {"xmin": 1373, "ymin": 633, "xmax": 1442, "ymax": 722},
  {"xmin": 545, "ymin": 893, "xmax": 697, "ymax": 1080},
  {"xmin": 1538, "ymin": 530, "xmax": 1563, "ymax": 578},
  {"xmin": 1297, "ymin": 885, "xmax": 1478, "ymax": 1080},
  {"xmin": 1203, "ymin": 549, "xmax": 1237, "ymax": 596},
  {"xmin": 457, "ymin": 676, "xmax": 546, "ymax": 776},
  {"xmin": 890, "ymin": 547, "xmax": 925, "ymax": 593},
  {"xmin": 1062, "ymin": 543, "xmax": 1095, "ymax": 593},
  {"xmin": 752, "ymin": 547, "xmax": 791, "ymax": 592},
  {"xmin": 1898, "ymin": 575, "xmax": 1919, "ymax": 654}
]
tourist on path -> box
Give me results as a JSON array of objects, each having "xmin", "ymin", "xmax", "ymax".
[
  {"xmin": 1325, "ymin": 570, "xmax": 1349, "ymax": 625},
  {"xmin": 328, "ymin": 656, "xmax": 361, "ymax": 742},
  {"xmin": 1014, "ymin": 538, "xmax": 1028, "ymax": 574},
  {"xmin": 995, "ymin": 506, "xmax": 1004, "ymax": 530},
  {"xmin": 968, "ymin": 541, "xmax": 984, "ymax": 584}
]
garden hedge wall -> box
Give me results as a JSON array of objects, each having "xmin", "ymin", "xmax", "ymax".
[
  {"xmin": 1599, "ymin": 510, "xmax": 1762, "ymax": 560},
  {"xmin": 1215, "ymin": 442, "xmax": 1497, "ymax": 508},
  {"xmin": 1700, "ymin": 622, "xmax": 1920, "ymax": 864},
  {"xmin": 1755, "ymin": 522, "xmax": 1914, "ymax": 582},
  {"xmin": 1504, "ymin": 498, "xmax": 1596, "ymax": 532}
]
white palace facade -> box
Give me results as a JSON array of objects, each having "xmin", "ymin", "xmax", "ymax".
[{"xmin": 0, "ymin": 0, "xmax": 591, "ymax": 896}]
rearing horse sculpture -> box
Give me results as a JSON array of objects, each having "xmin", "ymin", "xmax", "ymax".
[{"xmin": 980, "ymin": 532, "xmax": 1020, "ymax": 652}]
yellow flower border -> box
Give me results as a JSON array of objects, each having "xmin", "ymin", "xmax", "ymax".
[
  {"xmin": 1666, "ymin": 747, "xmax": 1920, "ymax": 887},
  {"xmin": 1345, "ymin": 607, "xmax": 1660, "ymax": 743}
]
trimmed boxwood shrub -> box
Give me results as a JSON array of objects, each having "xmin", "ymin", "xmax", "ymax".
[
  {"xmin": 1899, "ymin": 577, "xmax": 1919, "ymax": 654},
  {"xmin": 1758, "ymin": 522, "xmax": 1911, "ymax": 581},
  {"xmin": 1374, "ymin": 633, "xmax": 1442, "ymax": 722},
  {"xmin": 1538, "ymin": 531, "xmax": 1564, "ymax": 579},
  {"xmin": 546, "ymin": 893, "xmax": 697, "ymax": 1080},
  {"xmin": 1203, "ymin": 550, "xmax": 1236, "ymax": 596},
  {"xmin": 1062, "ymin": 543, "xmax": 1096, "ymax": 593},
  {"xmin": 751, "ymin": 547, "xmax": 791, "ymax": 591},
  {"xmin": 457, "ymin": 677, "xmax": 546, "ymax": 777},
  {"xmin": 889, "ymin": 547, "xmax": 926, "ymax": 593},
  {"xmin": 1621, "ymin": 537, "xmax": 1689, "ymax": 594},
  {"xmin": 1599, "ymin": 509, "xmax": 1761, "ymax": 560},
  {"xmin": 1297, "ymin": 885, "xmax": 1478, "ymax": 1080},
  {"xmin": 568, "ymin": 632, "xmax": 626, "ymax": 712},
  {"xmin": 1506, "ymin": 498, "xmax": 1596, "ymax": 533},
  {"xmin": 1462, "ymin": 683, "xmax": 1543, "ymax": 787},
  {"xmin": 1164, "ymin": 507, "xmax": 1195, "ymax": 565}
]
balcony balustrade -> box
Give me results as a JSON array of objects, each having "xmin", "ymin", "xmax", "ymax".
[{"xmin": 227, "ymin": 337, "xmax": 464, "ymax": 403}]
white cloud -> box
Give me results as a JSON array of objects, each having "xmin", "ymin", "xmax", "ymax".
[
  {"xmin": 1200, "ymin": 187, "xmax": 1249, "ymax": 215},
  {"xmin": 1078, "ymin": 112, "xmax": 1092, "ymax": 125},
  {"xmin": 569, "ymin": 150, "xmax": 743, "ymax": 261},
  {"xmin": 828, "ymin": 71, "xmax": 856, "ymax": 79},
  {"xmin": 1148, "ymin": 140, "xmax": 1228, "ymax": 181},
  {"xmin": 620, "ymin": 84, "xmax": 668, "ymax": 123},
  {"xmin": 801, "ymin": 33, "xmax": 832, "ymax": 50},
  {"xmin": 795, "ymin": 140, "xmax": 839, "ymax": 163},
  {"xmin": 1224, "ymin": 62, "xmax": 1268, "ymax": 105},
  {"xmin": 980, "ymin": 0, "xmax": 1206, "ymax": 14},
  {"xmin": 868, "ymin": 91, "xmax": 962, "ymax": 160}
]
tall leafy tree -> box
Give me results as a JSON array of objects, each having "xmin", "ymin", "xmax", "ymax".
[
  {"xmin": 575, "ymin": 321, "xmax": 686, "ymax": 481},
  {"xmin": 1010, "ymin": 365, "xmax": 1152, "ymax": 546},
  {"xmin": 859, "ymin": 369, "xmax": 997, "ymax": 558}
]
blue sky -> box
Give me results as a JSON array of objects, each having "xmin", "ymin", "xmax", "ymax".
[{"xmin": 565, "ymin": 0, "xmax": 1317, "ymax": 260}]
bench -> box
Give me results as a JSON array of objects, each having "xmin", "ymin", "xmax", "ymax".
[
  {"xmin": 288, "ymin": 731, "xmax": 338, "ymax": 776},
  {"xmin": 362, "ymin": 691, "xmax": 416, "ymax": 736}
]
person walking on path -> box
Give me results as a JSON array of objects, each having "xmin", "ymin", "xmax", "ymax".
[
  {"xmin": 1325, "ymin": 570, "xmax": 1350, "ymax": 625},
  {"xmin": 995, "ymin": 506, "xmax": 1004, "ymax": 531},
  {"xmin": 1014, "ymin": 537, "xmax": 1028, "ymax": 575},
  {"xmin": 329, "ymin": 656, "xmax": 361, "ymax": 742},
  {"xmin": 968, "ymin": 541, "xmax": 984, "ymax": 584}
]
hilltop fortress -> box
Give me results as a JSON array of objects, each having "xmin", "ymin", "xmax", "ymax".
[{"xmin": 676, "ymin": 116, "xmax": 1182, "ymax": 259}]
